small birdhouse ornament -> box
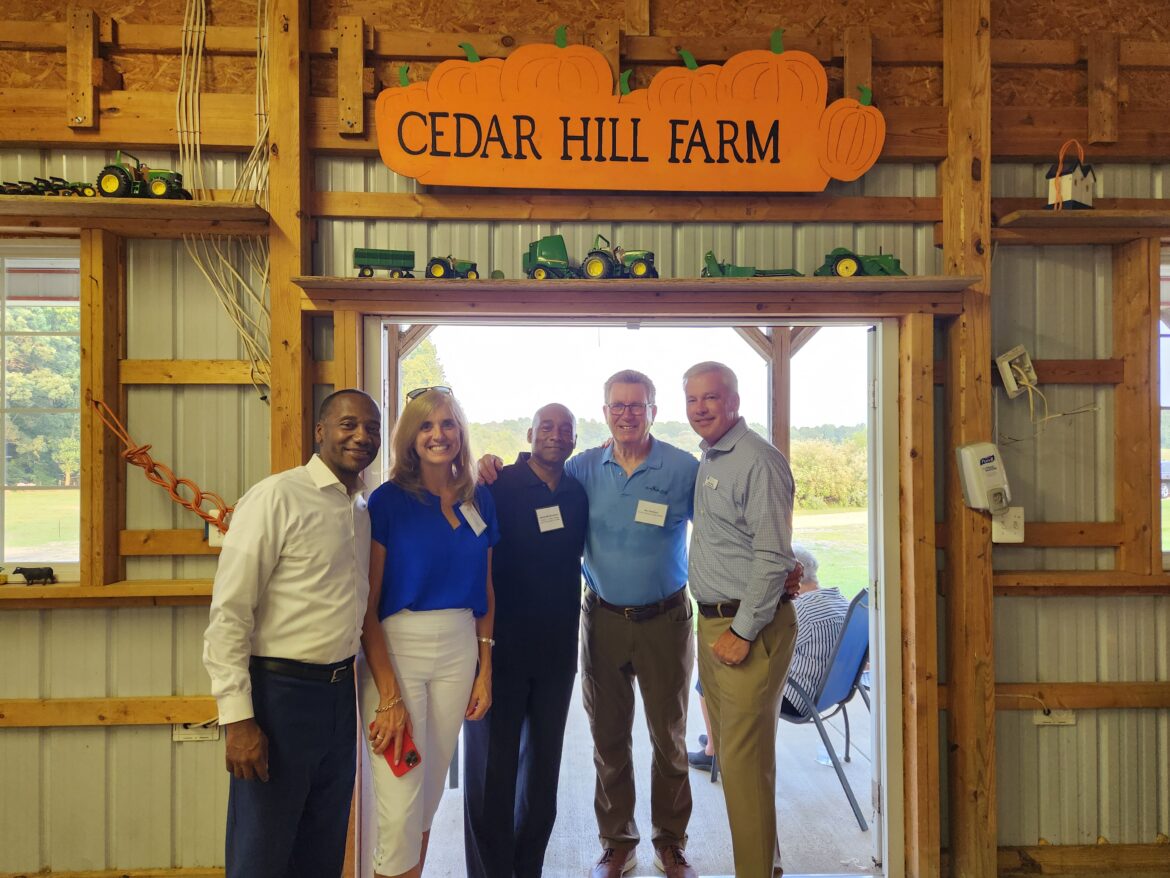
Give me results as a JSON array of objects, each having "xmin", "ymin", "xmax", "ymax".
[{"xmin": 1046, "ymin": 139, "xmax": 1095, "ymax": 210}]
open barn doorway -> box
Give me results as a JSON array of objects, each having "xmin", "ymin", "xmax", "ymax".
[{"xmin": 350, "ymin": 320, "xmax": 901, "ymax": 878}]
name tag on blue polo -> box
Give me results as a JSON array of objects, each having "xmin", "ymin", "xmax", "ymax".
[
  {"xmin": 535, "ymin": 505, "xmax": 564, "ymax": 532},
  {"xmin": 634, "ymin": 499, "xmax": 668, "ymax": 527},
  {"xmin": 461, "ymin": 502, "xmax": 487, "ymax": 536}
]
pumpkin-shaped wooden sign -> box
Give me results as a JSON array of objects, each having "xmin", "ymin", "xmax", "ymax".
[{"xmin": 375, "ymin": 28, "xmax": 886, "ymax": 192}]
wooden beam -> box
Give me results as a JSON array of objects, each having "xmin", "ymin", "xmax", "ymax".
[
  {"xmin": 269, "ymin": 0, "xmax": 311, "ymax": 473},
  {"xmin": 336, "ymin": 16, "xmax": 365, "ymax": 135},
  {"xmin": 398, "ymin": 324, "xmax": 435, "ymax": 357},
  {"xmin": 0, "ymin": 696, "xmax": 217, "ymax": 728},
  {"xmin": 0, "ymin": 195, "xmax": 270, "ymax": 238},
  {"xmin": 119, "ymin": 359, "xmax": 257, "ymax": 384},
  {"xmin": 934, "ymin": 358, "xmax": 1125, "ymax": 385},
  {"xmin": 119, "ymin": 529, "xmax": 219, "ymax": 556},
  {"xmin": 993, "ymin": 570, "xmax": 1170, "ymax": 596},
  {"xmin": 937, "ymin": 681, "xmax": 1170, "ymax": 712},
  {"xmin": 998, "ymin": 843, "xmax": 1170, "ymax": 875},
  {"xmin": 333, "ymin": 309, "xmax": 362, "ymax": 389},
  {"xmin": 1087, "ymin": 32, "xmax": 1120, "ymax": 144},
  {"xmin": 593, "ymin": 19, "xmax": 620, "ymax": 85},
  {"xmin": 993, "ymin": 106, "xmax": 1170, "ymax": 160},
  {"xmin": 769, "ymin": 328, "xmax": 791, "ymax": 457},
  {"xmin": 66, "ymin": 7, "xmax": 97, "ymax": 128},
  {"xmin": 942, "ymin": 2, "xmax": 996, "ymax": 876},
  {"xmin": 0, "ymin": 580, "xmax": 213, "ymax": 610},
  {"xmin": 1113, "ymin": 238, "xmax": 1159, "ymax": 574},
  {"xmin": 936, "ymin": 520, "xmax": 1124, "ymax": 548},
  {"xmin": 80, "ymin": 229, "xmax": 123, "ymax": 590},
  {"xmin": 386, "ymin": 323, "xmax": 402, "ymax": 428},
  {"xmin": 843, "ymin": 27, "xmax": 873, "ymax": 106},
  {"xmin": 898, "ymin": 312, "xmax": 940, "ymax": 878},
  {"xmin": 789, "ymin": 326, "xmax": 820, "ymax": 357},
  {"xmin": 311, "ymin": 191, "xmax": 944, "ymax": 224},
  {"xmin": 624, "ymin": 0, "xmax": 650, "ymax": 36},
  {"xmin": 733, "ymin": 327, "xmax": 772, "ymax": 362}
]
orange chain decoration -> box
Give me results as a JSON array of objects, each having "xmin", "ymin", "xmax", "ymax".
[{"xmin": 92, "ymin": 398, "xmax": 233, "ymax": 534}]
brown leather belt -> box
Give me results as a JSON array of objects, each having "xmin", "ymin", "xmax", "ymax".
[
  {"xmin": 697, "ymin": 599, "xmax": 741, "ymax": 619},
  {"xmin": 588, "ymin": 587, "xmax": 687, "ymax": 622}
]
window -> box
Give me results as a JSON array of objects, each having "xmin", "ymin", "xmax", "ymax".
[{"xmin": 1, "ymin": 243, "xmax": 81, "ymax": 578}]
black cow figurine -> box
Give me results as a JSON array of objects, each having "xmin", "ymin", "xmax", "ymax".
[{"xmin": 13, "ymin": 566, "xmax": 56, "ymax": 585}]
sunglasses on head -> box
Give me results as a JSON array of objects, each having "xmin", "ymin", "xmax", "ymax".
[{"xmin": 405, "ymin": 385, "xmax": 453, "ymax": 401}]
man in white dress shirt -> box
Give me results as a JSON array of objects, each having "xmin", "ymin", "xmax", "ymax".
[{"xmin": 203, "ymin": 389, "xmax": 381, "ymax": 878}]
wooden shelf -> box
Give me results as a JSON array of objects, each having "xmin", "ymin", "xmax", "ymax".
[
  {"xmin": 295, "ymin": 275, "xmax": 977, "ymax": 320},
  {"xmin": 992, "ymin": 208, "xmax": 1170, "ymax": 245},
  {"xmin": 0, "ymin": 195, "xmax": 269, "ymax": 237},
  {"xmin": 0, "ymin": 579, "xmax": 212, "ymax": 609}
]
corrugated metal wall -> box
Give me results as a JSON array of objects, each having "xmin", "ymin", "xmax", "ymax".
[
  {"xmin": 0, "ymin": 149, "xmax": 259, "ymax": 871},
  {"xmin": 986, "ymin": 162, "xmax": 1170, "ymax": 845}
]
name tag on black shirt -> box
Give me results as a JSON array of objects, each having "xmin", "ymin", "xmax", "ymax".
[{"xmin": 535, "ymin": 505, "xmax": 564, "ymax": 532}]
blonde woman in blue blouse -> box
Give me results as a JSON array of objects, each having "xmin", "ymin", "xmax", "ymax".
[{"xmin": 359, "ymin": 386, "xmax": 497, "ymax": 878}]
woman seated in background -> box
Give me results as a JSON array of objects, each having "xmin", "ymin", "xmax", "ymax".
[{"xmin": 359, "ymin": 386, "xmax": 497, "ymax": 878}]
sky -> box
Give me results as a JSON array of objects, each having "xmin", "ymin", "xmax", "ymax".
[{"xmin": 423, "ymin": 323, "xmax": 870, "ymax": 427}]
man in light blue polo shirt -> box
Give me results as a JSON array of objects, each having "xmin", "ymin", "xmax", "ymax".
[{"xmin": 481, "ymin": 369, "xmax": 699, "ymax": 878}]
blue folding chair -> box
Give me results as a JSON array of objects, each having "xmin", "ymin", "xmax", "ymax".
[{"xmin": 780, "ymin": 588, "xmax": 871, "ymax": 830}]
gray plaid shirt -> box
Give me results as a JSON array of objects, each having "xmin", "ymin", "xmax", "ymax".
[{"xmin": 688, "ymin": 418, "xmax": 796, "ymax": 640}]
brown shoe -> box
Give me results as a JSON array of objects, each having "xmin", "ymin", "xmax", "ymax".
[
  {"xmin": 592, "ymin": 847, "xmax": 637, "ymax": 878},
  {"xmin": 653, "ymin": 844, "xmax": 697, "ymax": 878}
]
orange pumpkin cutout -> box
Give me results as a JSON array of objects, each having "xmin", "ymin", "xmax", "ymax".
[
  {"xmin": 428, "ymin": 42, "xmax": 504, "ymax": 100},
  {"xmin": 500, "ymin": 25, "xmax": 613, "ymax": 100},
  {"xmin": 818, "ymin": 85, "xmax": 886, "ymax": 181},
  {"xmin": 715, "ymin": 29, "xmax": 827, "ymax": 111},
  {"xmin": 374, "ymin": 66, "xmax": 432, "ymax": 180},
  {"xmin": 618, "ymin": 69, "xmax": 648, "ymax": 107},
  {"xmin": 648, "ymin": 49, "xmax": 720, "ymax": 111}
]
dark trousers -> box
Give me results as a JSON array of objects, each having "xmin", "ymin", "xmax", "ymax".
[
  {"xmin": 463, "ymin": 668, "xmax": 577, "ymax": 878},
  {"xmin": 225, "ymin": 665, "xmax": 357, "ymax": 878}
]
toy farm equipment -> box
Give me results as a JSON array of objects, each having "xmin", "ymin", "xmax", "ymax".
[
  {"xmin": 354, "ymin": 248, "xmax": 479, "ymax": 279},
  {"xmin": 1, "ymin": 176, "xmax": 96, "ymax": 196},
  {"xmin": 813, "ymin": 247, "xmax": 906, "ymax": 278},
  {"xmin": 96, "ymin": 151, "xmax": 191, "ymax": 199},
  {"xmin": 701, "ymin": 251, "xmax": 802, "ymax": 278},
  {"xmin": 523, "ymin": 233, "xmax": 658, "ymax": 280}
]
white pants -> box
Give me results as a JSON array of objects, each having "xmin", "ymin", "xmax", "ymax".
[{"xmin": 359, "ymin": 608, "xmax": 477, "ymax": 876}]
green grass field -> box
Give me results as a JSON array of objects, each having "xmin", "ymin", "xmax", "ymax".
[
  {"xmin": 793, "ymin": 507, "xmax": 869, "ymax": 598},
  {"xmin": 5, "ymin": 489, "xmax": 80, "ymax": 560}
]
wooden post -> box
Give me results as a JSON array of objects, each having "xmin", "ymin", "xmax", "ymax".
[
  {"xmin": 769, "ymin": 328, "xmax": 792, "ymax": 458},
  {"xmin": 332, "ymin": 310, "xmax": 362, "ymax": 389},
  {"xmin": 268, "ymin": 0, "xmax": 311, "ymax": 472},
  {"xmin": 942, "ymin": 0, "xmax": 996, "ymax": 876},
  {"xmin": 1113, "ymin": 238, "xmax": 1159, "ymax": 573},
  {"xmin": 899, "ymin": 313, "xmax": 940, "ymax": 878},
  {"xmin": 66, "ymin": 7, "xmax": 98, "ymax": 128},
  {"xmin": 337, "ymin": 16, "xmax": 365, "ymax": 135},
  {"xmin": 624, "ymin": 0, "xmax": 650, "ymax": 36},
  {"xmin": 80, "ymin": 229, "xmax": 124, "ymax": 588},
  {"xmin": 843, "ymin": 26, "xmax": 873, "ymax": 105},
  {"xmin": 1087, "ymin": 33, "xmax": 1120, "ymax": 145}
]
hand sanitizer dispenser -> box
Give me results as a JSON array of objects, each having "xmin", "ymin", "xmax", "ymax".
[{"xmin": 956, "ymin": 442, "xmax": 1011, "ymax": 514}]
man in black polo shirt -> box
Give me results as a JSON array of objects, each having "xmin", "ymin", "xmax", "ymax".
[{"xmin": 464, "ymin": 402, "xmax": 589, "ymax": 878}]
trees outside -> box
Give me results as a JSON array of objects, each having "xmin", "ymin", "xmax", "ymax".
[{"xmin": 399, "ymin": 338, "xmax": 448, "ymax": 403}]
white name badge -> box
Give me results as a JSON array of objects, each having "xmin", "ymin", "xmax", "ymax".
[
  {"xmin": 704, "ymin": 476, "xmax": 719, "ymax": 490},
  {"xmin": 535, "ymin": 505, "xmax": 565, "ymax": 532},
  {"xmin": 634, "ymin": 499, "xmax": 668, "ymax": 527},
  {"xmin": 461, "ymin": 502, "xmax": 487, "ymax": 536}
]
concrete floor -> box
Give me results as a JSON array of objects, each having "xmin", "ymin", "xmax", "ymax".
[{"xmin": 422, "ymin": 681, "xmax": 879, "ymax": 877}]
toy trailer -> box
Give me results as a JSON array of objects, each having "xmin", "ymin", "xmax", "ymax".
[
  {"xmin": 701, "ymin": 251, "xmax": 802, "ymax": 278},
  {"xmin": 813, "ymin": 247, "xmax": 906, "ymax": 278},
  {"xmin": 354, "ymin": 247, "xmax": 416, "ymax": 278},
  {"xmin": 523, "ymin": 235, "xmax": 578, "ymax": 279}
]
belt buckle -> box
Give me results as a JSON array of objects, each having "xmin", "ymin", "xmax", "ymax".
[
  {"xmin": 718, "ymin": 603, "xmax": 733, "ymax": 618},
  {"xmin": 623, "ymin": 605, "xmax": 649, "ymax": 622},
  {"xmin": 329, "ymin": 665, "xmax": 347, "ymax": 683}
]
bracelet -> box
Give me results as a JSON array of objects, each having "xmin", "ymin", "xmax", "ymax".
[
  {"xmin": 477, "ymin": 636, "xmax": 495, "ymax": 647},
  {"xmin": 375, "ymin": 696, "xmax": 402, "ymax": 714}
]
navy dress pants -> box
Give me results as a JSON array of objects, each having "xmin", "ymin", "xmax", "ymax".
[
  {"xmin": 225, "ymin": 665, "xmax": 357, "ymax": 878},
  {"xmin": 463, "ymin": 669, "xmax": 576, "ymax": 878}
]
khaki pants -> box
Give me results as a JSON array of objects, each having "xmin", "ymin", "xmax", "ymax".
[
  {"xmin": 580, "ymin": 589, "xmax": 695, "ymax": 850},
  {"xmin": 697, "ymin": 601, "xmax": 797, "ymax": 878}
]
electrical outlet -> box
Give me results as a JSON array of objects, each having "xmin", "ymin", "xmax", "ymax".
[
  {"xmin": 1033, "ymin": 709, "xmax": 1076, "ymax": 727},
  {"xmin": 996, "ymin": 344, "xmax": 1038, "ymax": 399},
  {"xmin": 206, "ymin": 523, "xmax": 225, "ymax": 548},
  {"xmin": 173, "ymin": 722, "xmax": 220, "ymax": 742},
  {"xmin": 992, "ymin": 506, "xmax": 1025, "ymax": 543}
]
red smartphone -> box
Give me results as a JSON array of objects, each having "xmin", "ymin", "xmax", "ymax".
[{"xmin": 376, "ymin": 727, "xmax": 421, "ymax": 776}]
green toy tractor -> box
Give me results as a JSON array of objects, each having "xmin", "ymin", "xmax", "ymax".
[
  {"xmin": 813, "ymin": 247, "xmax": 906, "ymax": 278},
  {"xmin": 97, "ymin": 150, "xmax": 191, "ymax": 200},
  {"xmin": 581, "ymin": 234, "xmax": 658, "ymax": 279},
  {"xmin": 425, "ymin": 255, "xmax": 480, "ymax": 279}
]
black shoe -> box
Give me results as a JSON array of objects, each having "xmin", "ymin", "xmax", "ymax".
[{"xmin": 688, "ymin": 749, "xmax": 713, "ymax": 771}]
